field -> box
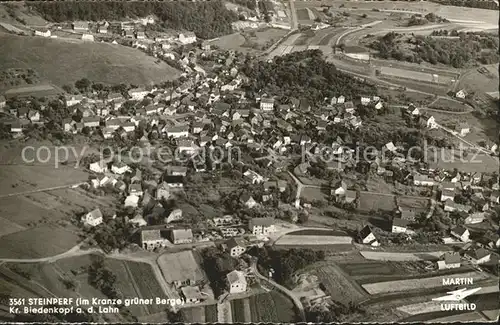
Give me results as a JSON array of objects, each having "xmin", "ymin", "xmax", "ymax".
[
  {"xmin": 362, "ymin": 271, "xmax": 490, "ymax": 295},
  {"xmin": 181, "ymin": 306, "xmax": 205, "ymax": 322},
  {"xmin": 204, "ymin": 304, "xmax": 218, "ymax": 323},
  {"xmin": 208, "ymin": 28, "xmax": 287, "ymax": 54},
  {"xmin": 429, "ymin": 97, "xmax": 469, "ymax": 112},
  {"xmin": 248, "ymin": 291, "xmax": 298, "ymax": 322},
  {"xmin": 358, "ymin": 192, "xmax": 396, "ymax": 212},
  {"xmin": 0, "ymin": 225, "xmax": 80, "ymax": 258},
  {"xmin": 4, "ymin": 83, "xmax": 62, "ymax": 99},
  {"xmin": 458, "ymin": 64, "xmax": 499, "ymax": 94},
  {"xmin": 378, "ymin": 67, "xmax": 455, "ymax": 85},
  {"xmin": 0, "ymin": 165, "xmax": 89, "ymax": 196},
  {"xmin": 427, "ymin": 150, "xmax": 499, "ymax": 173},
  {"xmin": 230, "ymin": 298, "xmax": 246, "ymax": 323},
  {"xmin": 397, "ymin": 197, "xmax": 430, "ymax": 214},
  {"xmin": 360, "ymin": 251, "xmax": 450, "ymax": 261},
  {"xmin": 300, "ymin": 187, "xmax": 328, "ymax": 202},
  {"xmin": 275, "ymin": 235, "xmax": 352, "ymax": 246},
  {"xmin": 466, "ymin": 293, "xmax": 500, "ymax": 311},
  {"xmin": 157, "ymin": 250, "xmax": 206, "ymax": 284},
  {"xmin": 0, "ymin": 32, "xmax": 180, "ymax": 88},
  {"xmin": 287, "ymin": 229, "xmax": 348, "ymax": 236},
  {"xmin": 303, "ymin": 262, "xmax": 366, "ymax": 303}
]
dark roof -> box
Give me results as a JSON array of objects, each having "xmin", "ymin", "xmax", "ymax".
[
  {"xmin": 392, "ymin": 218, "xmax": 409, "ymax": 227},
  {"xmin": 443, "ymin": 252, "xmax": 461, "ymax": 264},
  {"xmin": 164, "ymin": 175, "xmax": 184, "ymax": 184},
  {"xmin": 359, "ymin": 225, "xmax": 373, "ymax": 239},
  {"xmin": 468, "ymin": 248, "xmax": 490, "ymax": 260},
  {"xmin": 451, "ymin": 226, "xmax": 468, "ymax": 236}
]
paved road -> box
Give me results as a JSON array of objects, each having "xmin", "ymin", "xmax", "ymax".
[
  {"xmin": 0, "ymin": 243, "xmax": 100, "ymax": 263},
  {"xmin": 288, "ymin": 0, "xmax": 298, "ymax": 30},
  {"xmin": 251, "ymin": 261, "xmax": 306, "ymax": 321}
]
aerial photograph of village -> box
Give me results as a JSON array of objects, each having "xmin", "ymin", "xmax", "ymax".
[{"xmin": 0, "ymin": 0, "xmax": 498, "ymax": 323}]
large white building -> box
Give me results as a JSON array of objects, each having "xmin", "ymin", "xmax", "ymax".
[
  {"xmin": 81, "ymin": 208, "xmax": 103, "ymax": 227},
  {"xmin": 227, "ymin": 270, "xmax": 247, "ymax": 294},
  {"xmin": 248, "ymin": 217, "xmax": 275, "ymax": 236}
]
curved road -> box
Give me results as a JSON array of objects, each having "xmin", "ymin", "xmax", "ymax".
[{"xmin": 251, "ymin": 261, "xmax": 306, "ymax": 321}]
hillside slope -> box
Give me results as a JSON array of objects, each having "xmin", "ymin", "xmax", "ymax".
[{"xmin": 0, "ymin": 32, "xmax": 180, "ymax": 88}]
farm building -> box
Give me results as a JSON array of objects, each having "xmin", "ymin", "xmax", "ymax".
[
  {"xmin": 223, "ymin": 238, "xmax": 247, "ymax": 257},
  {"xmin": 178, "ymin": 32, "xmax": 197, "ymax": 44},
  {"xmin": 451, "ymin": 226, "xmax": 470, "ymax": 242},
  {"xmin": 249, "ymin": 217, "xmax": 276, "ymax": 236},
  {"xmin": 437, "ymin": 252, "xmax": 461, "ymax": 270},
  {"xmin": 180, "ymin": 286, "xmax": 206, "ymax": 304},
  {"xmin": 169, "ymin": 229, "xmax": 193, "ymax": 244},
  {"xmin": 465, "ymin": 248, "xmax": 491, "ymax": 265},
  {"xmin": 391, "ymin": 218, "xmax": 409, "ymax": 233},
  {"xmin": 358, "ymin": 225, "xmax": 379, "ymax": 246},
  {"xmin": 72, "ymin": 21, "xmax": 89, "ymax": 32},
  {"xmin": 227, "ymin": 270, "xmax": 247, "ymax": 294}
]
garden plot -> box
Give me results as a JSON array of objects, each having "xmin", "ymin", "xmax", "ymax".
[
  {"xmin": 360, "ymin": 251, "xmax": 449, "ymax": 261},
  {"xmin": 275, "ymin": 235, "xmax": 352, "ymax": 246}
]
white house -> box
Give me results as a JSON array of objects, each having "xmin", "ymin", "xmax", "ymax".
[
  {"xmin": 249, "ymin": 217, "xmax": 275, "ymax": 236},
  {"xmin": 451, "ymin": 226, "xmax": 470, "ymax": 242},
  {"xmin": 243, "ymin": 169, "xmax": 265, "ymax": 184},
  {"xmin": 125, "ymin": 194, "xmax": 140, "ymax": 208},
  {"xmin": 178, "ymin": 32, "xmax": 197, "ymax": 44},
  {"xmin": 360, "ymin": 97, "xmax": 370, "ymax": 106},
  {"xmin": 225, "ymin": 238, "xmax": 246, "ymax": 257},
  {"xmin": 456, "ymin": 89, "xmax": 467, "ymax": 99},
  {"xmin": 81, "ymin": 208, "xmax": 103, "ymax": 227},
  {"xmin": 260, "ymin": 98, "xmax": 275, "ymax": 111},
  {"xmin": 337, "ymin": 95, "xmax": 345, "ymax": 104},
  {"xmin": 128, "ymin": 88, "xmax": 149, "ymax": 100},
  {"xmin": 465, "ymin": 212, "xmax": 486, "ymax": 225},
  {"xmin": 413, "ymin": 174, "xmax": 435, "ymax": 186},
  {"xmin": 358, "ymin": 225, "xmax": 379, "ymax": 246},
  {"xmin": 466, "ymin": 248, "xmax": 491, "ymax": 265},
  {"xmin": 391, "ymin": 218, "xmax": 409, "ymax": 234},
  {"xmin": 227, "ymin": 270, "xmax": 247, "ymax": 294},
  {"xmin": 166, "ymin": 125, "xmax": 189, "ymax": 138},
  {"xmin": 440, "ymin": 188, "xmax": 456, "ymax": 202},
  {"xmin": 455, "ymin": 122, "xmax": 470, "ymax": 137},
  {"xmin": 426, "ymin": 116, "xmax": 438, "ymax": 129},
  {"xmin": 65, "ymin": 94, "xmax": 84, "ymax": 107},
  {"xmin": 89, "ymin": 161, "xmax": 108, "ymax": 173},
  {"xmin": 81, "ymin": 34, "xmax": 94, "ymax": 42},
  {"xmin": 35, "ymin": 29, "xmax": 51, "ymax": 37},
  {"xmin": 111, "ymin": 162, "xmax": 130, "ymax": 175},
  {"xmin": 437, "ymin": 252, "xmax": 461, "ymax": 270}
]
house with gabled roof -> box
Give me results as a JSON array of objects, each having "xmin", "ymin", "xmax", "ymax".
[
  {"xmin": 358, "ymin": 225, "xmax": 379, "ymax": 246},
  {"xmin": 437, "ymin": 252, "xmax": 461, "ymax": 270},
  {"xmin": 81, "ymin": 208, "xmax": 103, "ymax": 227},
  {"xmin": 227, "ymin": 270, "xmax": 247, "ymax": 294},
  {"xmin": 248, "ymin": 217, "xmax": 275, "ymax": 236},
  {"xmin": 451, "ymin": 226, "xmax": 470, "ymax": 242},
  {"xmin": 465, "ymin": 247, "xmax": 491, "ymax": 264}
]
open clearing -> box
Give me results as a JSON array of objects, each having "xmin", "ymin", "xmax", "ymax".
[
  {"xmin": 0, "ymin": 225, "xmax": 79, "ymax": 258},
  {"xmin": 0, "ymin": 32, "xmax": 180, "ymax": 87},
  {"xmin": 466, "ymin": 292, "xmax": 500, "ymax": 311},
  {"xmin": 157, "ymin": 250, "xmax": 206, "ymax": 284},
  {"xmin": 358, "ymin": 192, "xmax": 396, "ymax": 212},
  {"xmin": 427, "ymin": 150, "xmax": 499, "ymax": 173},
  {"xmin": 362, "ymin": 271, "xmax": 490, "ymax": 295},
  {"xmin": 429, "ymin": 98, "xmax": 469, "ymax": 112},
  {"xmin": 360, "ymin": 251, "xmax": 450, "ymax": 261},
  {"xmin": 0, "ymin": 165, "xmax": 89, "ymax": 196},
  {"xmin": 275, "ymin": 235, "xmax": 352, "ymax": 245}
]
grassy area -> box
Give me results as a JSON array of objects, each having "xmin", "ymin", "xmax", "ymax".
[
  {"xmin": 181, "ymin": 306, "xmax": 205, "ymax": 322},
  {"xmin": 204, "ymin": 304, "xmax": 218, "ymax": 323},
  {"xmin": 248, "ymin": 291, "xmax": 297, "ymax": 322},
  {"xmin": 466, "ymin": 293, "xmax": 499, "ymax": 311},
  {"xmin": 231, "ymin": 298, "xmax": 246, "ymax": 323},
  {"xmin": 0, "ymin": 33, "xmax": 180, "ymax": 88},
  {"xmin": 313, "ymin": 264, "xmax": 366, "ymax": 303},
  {"xmin": 358, "ymin": 192, "xmax": 396, "ymax": 212},
  {"xmin": 0, "ymin": 225, "xmax": 80, "ymax": 259},
  {"xmin": 429, "ymin": 97, "xmax": 469, "ymax": 112}
]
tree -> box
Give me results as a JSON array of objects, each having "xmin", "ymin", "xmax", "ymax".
[{"xmin": 75, "ymin": 78, "xmax": 91, "ymax": 92}]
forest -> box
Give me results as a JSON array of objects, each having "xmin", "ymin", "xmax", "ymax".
[
  {"xmin": 241, "ymin": 50, "xmax": 377, "ymax": 105},
  {"xmin": 28, "ymin": 1, "xmax": 237, "ymax": 39},
  {"xmin": 371, "ymin": 31, "xmax": 499, "ymax": 68}
]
